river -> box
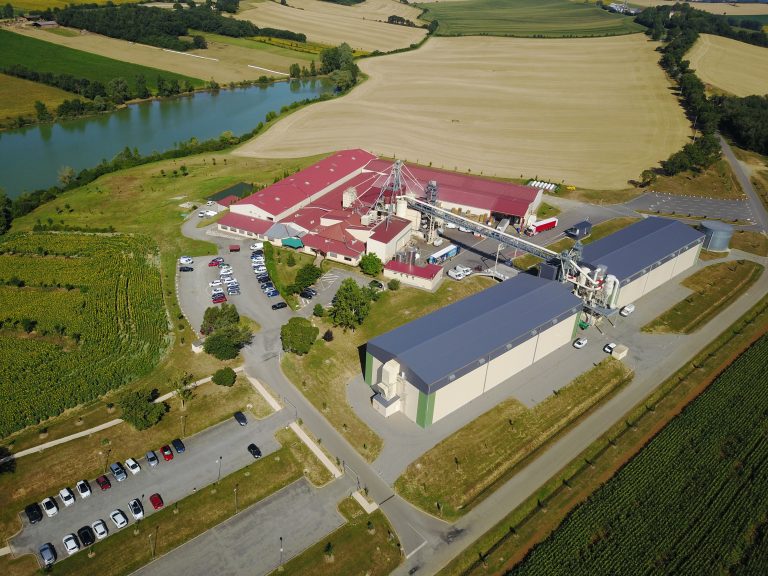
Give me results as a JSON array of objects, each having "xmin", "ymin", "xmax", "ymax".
[{"xmin": 0, "ymin": 79, "xmax": 332, "ymax": 198}]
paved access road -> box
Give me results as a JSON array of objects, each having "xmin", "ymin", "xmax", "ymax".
[
  {"xmin": 133, "ymin": 478, "xmax": 349, "ymax": 576},
  {"xmin": 11, "ymin": 410, "xmax": 291, "ymax": 563},
  {"xmin": 720, "ymin": 134, "xmax": 768, "ymax": 230}
]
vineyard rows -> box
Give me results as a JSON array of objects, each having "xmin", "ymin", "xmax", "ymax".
[
  {"xmin": 0, "ymin": 232, "xmax": 167, "ymax": 437},
  {"xmin": 508, "ymin": 333, "xmax": 768, "ymax": 576}
]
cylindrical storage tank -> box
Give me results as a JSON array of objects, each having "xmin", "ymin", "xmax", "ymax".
[
  {"xmin": 700, "ymin": 220, "xmax": 733, "ymax": 252},
  {"xmin": 396, "ymin": 198, "xmax": 408, "ymax": 218},
  {"xmin": 604, "ymin": 274, "xmax": 620, "ymax": 308}
]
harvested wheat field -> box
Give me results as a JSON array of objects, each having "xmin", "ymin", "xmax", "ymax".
[
  {"xmin": 237, "ymin": 0, "xmax": 426, "ymax": 53},
  {"xmin": 687, "ymin": 34, "xmax": 768, "ymax": 97},
  {"xmin": 11, "ymin": 26, "xmax": 291, "ymax": 82},
  {"xmin": 236, "ymin": 35, "xmax": 689, "ymax": 190},
  {"xmin": 648, "ymin": 1, "xmax": 768, "ymax": 16}
]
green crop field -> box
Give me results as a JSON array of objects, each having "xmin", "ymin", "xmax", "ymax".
[
  {"xmin": 0, "ymin": 29, "xmax": 203, "ymax": 90},
  {"xmin": 0, "ymin": 232, "xmax": 167, "ymax": 437},
  {"xmin": 508, "ymin": 332, "xmax": 768, "ymax": 575},
  {"xmin": 417, "ymin": 0, "xmax": 645, "ymax": 37}
]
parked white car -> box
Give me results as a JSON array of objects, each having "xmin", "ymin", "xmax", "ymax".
[
  {"xmin": 204, "ymin": 210, "xmax": 216, "ymax": 217},
  {"xmin": 448, "ymin": 268, "xmax": 465, "ymax": 281},
  {"xmin": 75, "ymin": 480, "xmax": 91, "ymax": 499},
  {"xmin": 604, "ymin": 342, "xmax": 617, "ymax": 354},
  {"xmin": 619, "ymin": 304, "xmax": 635, "ymax": 317},
  {"xmin": 573, "ymin": 338, "xmax": 588, "ymax": 349},
  {"xmin": 110, "ymin": 510, "xmax": 128, "ymax": 529},
  {"xmin": 249, "ymin": 242, "xmax": 264, "ymax": 250},
  {"xmin": 456, "ymin": 265, "xmax": 473, "ymax": 277},
  {"xmin": 92, "ymin": 520, "xmax": 108, "ymax": 540},
  {"xmin": 125, "ymin": 458, "xmax": 141, "ymax": 475},
  {"xmin": 62, "ymin": 534, "xmax": 80, "ymax": 556},
  {"xmin": 41, "ymin": 497, "xmax": 58, "ymax": 517},
  {"xmin": 209, "ymin": 280, "xmax": 222, "ymax": 287},
  {"xmin": 128, "ymin": 499, "xmax": 144, "ymax": 520},
  {"xmin": 59, "ymin": 487, "xmax": 75, "ymax": 507},
  {"xmin": 179, "ymin": 256, "xmax": 193, "ymax": 265}
]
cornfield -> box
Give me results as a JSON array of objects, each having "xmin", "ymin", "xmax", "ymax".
[{"xmin": 0, "ymin": 232, "xmax": 167, "ymax": 437}]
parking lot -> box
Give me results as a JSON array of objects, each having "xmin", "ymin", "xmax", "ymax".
[{"xmin": 11, "ymin": 409, "xmax": 292, "ymax": 565}]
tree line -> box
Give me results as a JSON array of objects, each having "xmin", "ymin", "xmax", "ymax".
[
  {"xmin": 39, "ymin": 4, "xmax": 306, "ymax": 52},
  {"xmin": 633, "ymin": 4, "xmax": 768, "ymax": 177}
]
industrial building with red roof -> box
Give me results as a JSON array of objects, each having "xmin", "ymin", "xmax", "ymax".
[{"xmin": 218, "ymin": 149, "xmax": 542, "ymax": 268}]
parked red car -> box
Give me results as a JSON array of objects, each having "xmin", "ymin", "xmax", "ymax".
[
  {"xmin": 95, "ymin": 475, "xmax": 111, "ymax": 491},
  {"xmin": 161, "ymin": 445, "xmax": 174, "ymax": 461},
  {"xmin": 212, "ymin": 294, "xmax": 227, "ymax": 304},
  {"xmin": 149, "ymin": 493, "xmax": 164, "ymax": 510}
]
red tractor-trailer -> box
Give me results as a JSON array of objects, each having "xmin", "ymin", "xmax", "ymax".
[{"xmin": 524, "ymin": 217, "xmax": 558, "ymax": 236}]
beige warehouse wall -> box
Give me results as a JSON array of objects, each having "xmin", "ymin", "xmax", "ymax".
[
  {"xmin": 617, "ymin": 274, "xmax": 648, "ymax": 308},
  {"xmin": 644, "ymin": 257, "xmax": 677, "ymax": 294},
  {"xmin": 402, "ymin": 379, "xmax": 421, "ymax": 423},
  {"xmin": 432, "ymin": 365, "xmax": 486, "ymax": 423},
  {"xmin": 484, "ymin": 335, "xmax": 537, "ymax": 391},
  {"xmin": 672, "ymin": 245, "xmax": 701, "ymax": 277},
  {"xmin": 534, "ymin": 313, "xmax": 578, "ymax": 362}
]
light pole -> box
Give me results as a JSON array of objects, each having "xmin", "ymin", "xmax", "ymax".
[
  {"xmin": 148, "ymin": 532, "xmax": 154, "ymax": 560},
  {"xmin": 234, "ymin": 484, "xmax": 239, "ymax": 514},
  {"xmin": 279, "ymin": 536, "xmax": 283, "ymax": 566},
  {"xmin": 216, "ymin": 456, "xmax": 223, "ymax": 484}
]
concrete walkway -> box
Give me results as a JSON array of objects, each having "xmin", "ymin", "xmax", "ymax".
[{"xmin": 0, "ymin": 368, "xmax": 244, "ymax": 465}]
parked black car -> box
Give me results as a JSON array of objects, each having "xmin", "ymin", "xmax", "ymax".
[
  {"xmin": 271, "ymin": 302, "xmax": 288, "ymax": 310},
  {"xmin": 25, "ymin": 503, "xmax": 43, "ymax": 525},
  {"xmin": 234, "ymin": 411, "xmax": 247, "ymax": 426},
  {"xmin": 299, "ymin": 290, "xmax": 313, "ymax": 299},
  {"xmin": 179, "ymin": 266, "xmax": 194, "ymax": 272},
  {"xmin": 171, "ymin": 438, "xmax": 186, "ymax": 454},
  {"xmin": 77, "ymin": 525, "xmax": 96, "ymax": 547},
  {"xmin": 247, "ymin": 443, "xmax": 262, "ymax": 459}
]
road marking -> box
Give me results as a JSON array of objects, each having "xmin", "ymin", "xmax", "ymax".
[
  {"xmin": 0, "ymin": 546, "xmax": 11, "ymax": 557},
  {"xmin": 289, "ymin": 422, "xmax": 343, "ymax": 478},
  {"xmin": 405, "ymin": 539, "xmax": 428, "ymax": 559},
  {"xmin": 247, "ymin": 64, "xmax": 289, "ymax": 76},
  {"xmin": 246, "ymin": 376, "xmax": 282, "ymax": 412}
]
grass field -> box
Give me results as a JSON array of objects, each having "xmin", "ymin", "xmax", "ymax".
[
  {"xmin": 281, "ymin": 276, "xmax": 495, "ymax": 461},
  {"xmin": 0, "ymin": 72, "xmax": 73, "ymax": 124},
  {"xmin": 643, "ymin": 260, "xmax": 764, "ymax": 333},
  {"xmin": 686, "ymin": 34, "xmax": 768, "ymax": 97},
  {"xmin": 441, "ymin": 291, "xmax": 768, "ymax": 576},
  {"xmin": 418, "ymin": 0, "xmax": 644, "ymax": 37},
  {"xmin": 237, "ymin": 0, "xmax": 426, "ymax": 53},
  {"xmin": 237, "ymin": 35, "xmax": 689, "ymax": 190},
  {"xmin": 10, "ymin": 0, "xmax": 135, "ymax": 10},
  {"xmin": 731, "ymin": 229, "xmax": 768, "ymax": 256},
  {"xmin": 270, "ymin": 497, "xmax": 402, "ymax": 576},
  {"xmin": 395, "ymin": 358, "xmax": 633, "ymax": 520},
  {"xmin": 507, "ymin": 330, "xmax": 768, "ymax": 575},
  {"xmin": 536, "ymin": 202, "xmax": 561, "ymax": 219},
  {"xmin": 0, "ymin": 29, "xmax": 202, "ymax": 90},
  {"xmin": 0, "ymin": 376, "xmax": 267, "ymax": 540}
]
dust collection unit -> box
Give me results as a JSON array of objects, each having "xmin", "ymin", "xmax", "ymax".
[{"xmin": 364, "ymin": 162, "xmax": 705, "ymax": 427}]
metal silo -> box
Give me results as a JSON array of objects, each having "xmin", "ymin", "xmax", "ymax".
[{"xmin": 700, "ymin": 221, "xmax": 733, "ymax": 252}]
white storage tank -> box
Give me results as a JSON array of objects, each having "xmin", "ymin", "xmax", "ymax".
[{"xmin": 700, "ymin": 220, "xmax": 733, "ymax": 252}]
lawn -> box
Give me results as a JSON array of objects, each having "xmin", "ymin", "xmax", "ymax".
[
  {"xmin": 513, "ymin": 217, "xmax": 640, "ymax": 270},
  {"xmin": 439, "ymin": 291, "xmax": 768, "ymax": 576},
  {"xmin": 730, "ymin": 230, "xmax": 768, "ymax": 256},
  {"xmin": 643, "ymin": 260, "xmax": 764, "ymax": 334},
  {"xmin": 0, "ymin": 29, "xmax": 202, "ymax": 90},
  {"xmin": 395, "ymin": 358, "xmax": 633, "ymax": 520},
  {"xmin": 0, "ymin": 376, "xmax": 268, "ymax": 541},
  {"xmin": 269, "ymin": 497, "xmax": 402, "ymax": 576},
  {"xmin": 0, "ymin": 72, "xmax": 73, "ymax": 126},
  {"xmin": 536, "ymin": 202, "xmax": 560, "ymax": 219},
  {"xmin": 281, "ymin": 276, "xmax": 495, "ymax": 461},
  {"xmin": 417, "ymin": 0, "xmax": 645, "ymax": 37},
  {"xmin": 49, "ymin": 427, "xmax": 325, "ymax": 576}
]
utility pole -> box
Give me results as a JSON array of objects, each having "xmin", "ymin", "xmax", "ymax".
[
  {"xmin": 216, "ymin": 456, "xmax": 223, "ymax": 484},
  {"xmin": 234, "ymin": 484, "xmax": 239, "ymax": 514}
]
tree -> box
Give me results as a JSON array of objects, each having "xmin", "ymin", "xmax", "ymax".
[
  {"xmin": 193, "ymin": 34, "xmax": 207, "ymax": 49},
  {"xmin": 286, "ymin": 252, "xmax": 296, "ymax": 267},
  {"xmin": 309, "ymin": 59, "xmax": 316, "ymax": 76},
  {"xmin": 106, "ymin": 77, "xmax": 131, "ymax": 105},
  {"xmin": 359, "ymin": 253, "xmax": 383, "ymax": 276},
  {"xmin": 387, "ymin": 279, "xmax": 400, "ymax": 291},
  {"xmin": 201, "ymin": 303, "xmax": 240, "ymax": 334},
  {"xmin": 0, "ymin": 190, "xmax": 12, "ymax": 235},
  {"xmin": 289, "ymin": 264, "xmax": 322, "ymax": 293},
  {"xmin": 2, "ymin": 3, "xmax": 13, "ymax": 18},
  {"xmin": 313, "ymin": 303, "xmax": 325, "ymax": 317},
  {"xmin": 212, "ymin": 367, "xmax": 237, "ymax": 386},
  {"xmin": 289, "ymin": 63, "xmax": 301, "ymax": 78},
  {"xmin": 34, "ymin": 101, "xmax": 52, "ymax": 122},
  {"xmin": 119, "ymin": 390, "xmax": 166, "ymax": 430},
  {"xmin": 134, "ymin": 74, "xmax": 150, "ymax": 99},
  {"xmin": 203, "ymin": 331, "xmax": 240, "ymax": 360},
  {"xmin": 281, "ymin": 317, "xmax": 319, "ymax": 355},
  {"xmin": 58, "ymin": 166, "xmax": 75, "ymax": 187},
  {"xmin": 174, "ymin": 372, "xmax": 194, "ymax": 410},
  {"xmin": 329, "ymin": 278, "xmax": 370, "ymax": 330}
]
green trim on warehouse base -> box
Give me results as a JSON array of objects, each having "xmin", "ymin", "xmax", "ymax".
[
  {"xmin": 364, "ymin": 351, "xmax": 373, "ymax": 386},
  {"xmin": 416, "ymin": 390, "xmax": 435, "ymax": 428}
]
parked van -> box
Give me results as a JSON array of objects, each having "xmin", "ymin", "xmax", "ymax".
[{"xmin": 433, "ymin": 238, "xmax": 444, "ymax": 247}]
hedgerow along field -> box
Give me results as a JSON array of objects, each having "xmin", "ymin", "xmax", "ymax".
[
  {"xmin": 0, "ymin": 29, "xmax": 203, "ymax": 90},
  {"xmin": 0, "ymin": 232, "xmax": 167, "ymax": 437},
  {"xmin": 417, "ymin": 0, "xmax": 645, "ymax": 37},
  {"xmin": 507, "ymin": 332, "xmax": 768, "ymax": 575}
]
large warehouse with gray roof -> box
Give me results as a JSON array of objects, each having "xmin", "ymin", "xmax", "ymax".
[
  {"xmin": 365, "ymin": 275, "xmax": 582, "ymax": 427},
  {"xmin": 364, "ymin": 217, "xmax": 705, "ymax": 428}
]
